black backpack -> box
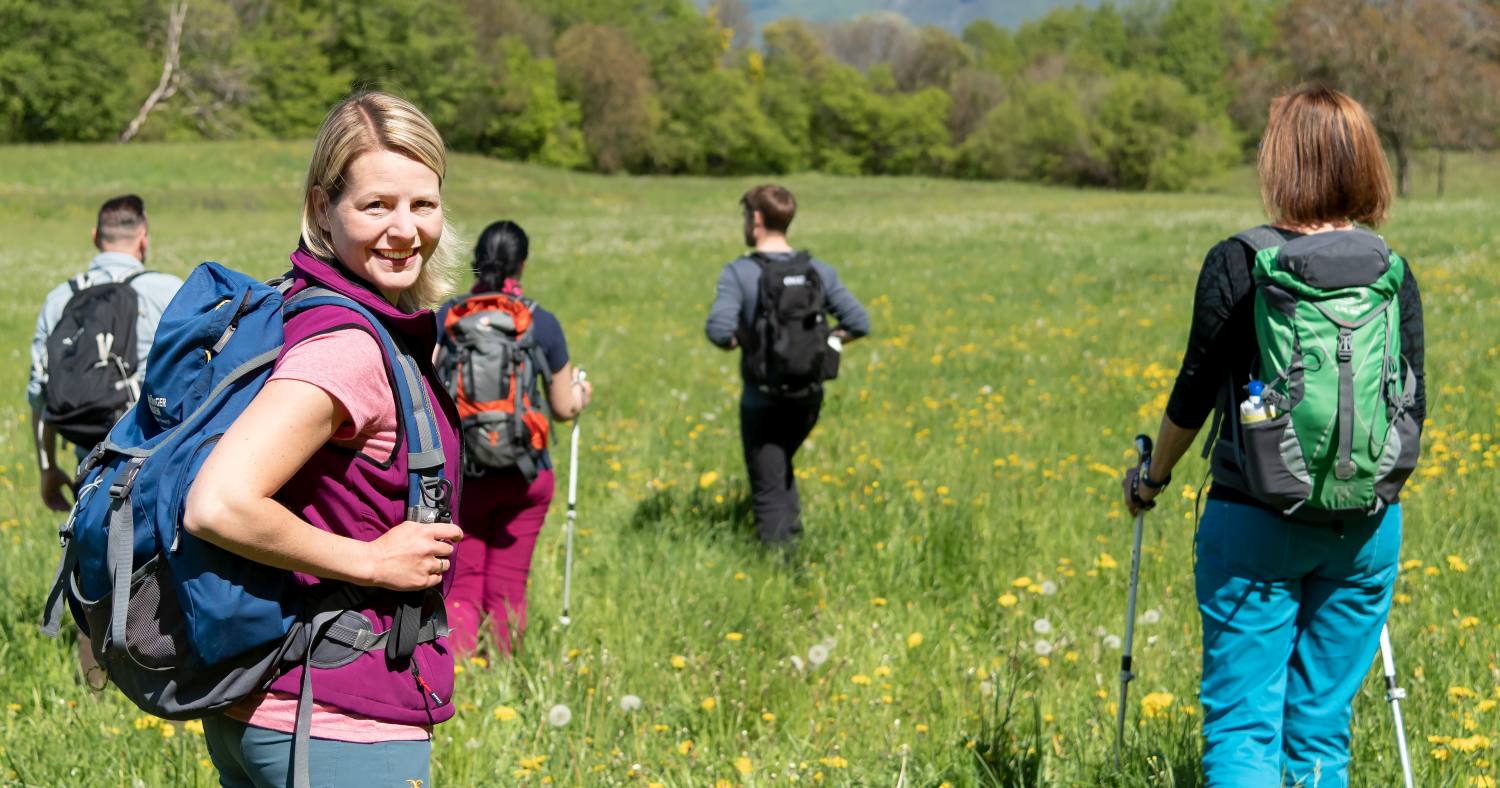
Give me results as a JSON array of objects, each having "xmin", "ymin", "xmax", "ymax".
[
  {"xmin": 42, "ymin": 271, "xmax": 150, "ymax": 448},
  {"xmin": 741, "ymin": 251, "xmax": 839, "ymax": 394}
]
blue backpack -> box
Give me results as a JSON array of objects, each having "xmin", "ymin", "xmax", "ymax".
[{"xmin": 40, "ymin": 262, "xmax": 452, "ymax": 787}]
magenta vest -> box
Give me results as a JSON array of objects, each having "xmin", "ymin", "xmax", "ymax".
[{"xmin": 264, "ymin": 248, "xmax": 462, "ymax": 725}]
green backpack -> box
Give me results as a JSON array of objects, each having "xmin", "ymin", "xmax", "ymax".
[{"xmin": 1209, "ymin": 226, "xmax": 1421, "ymax": 520}]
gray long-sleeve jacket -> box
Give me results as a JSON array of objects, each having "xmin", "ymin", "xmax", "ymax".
[{"xmin": 704, "ymin": 251, "xmax": 871, "ymax": 391}]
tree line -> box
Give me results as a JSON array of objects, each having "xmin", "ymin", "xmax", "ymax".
[{"xmin": 4, "ymin": 0, "xmax": 1497, "ymax": 192}]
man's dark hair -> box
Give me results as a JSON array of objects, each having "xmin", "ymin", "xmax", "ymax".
[
  {"xmin": 741, "ymin": 184, "xmax": 796, "ymax": 234},
  {"xmin": 96, "ymin": 194, "xmax": 147, "ymax": 245}
]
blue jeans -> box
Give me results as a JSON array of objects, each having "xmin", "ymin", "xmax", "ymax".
[
  {"xmin": 1195, "ymin": 500, "xmax": 1401, "ymax": 787},
  {"xmin": 203, "ymin": 715, "xmax": 431, "ymax": 788}
]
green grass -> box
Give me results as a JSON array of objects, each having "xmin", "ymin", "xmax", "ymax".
[{"xmin": 1, "ymin": 141, "xmax": 1497, "ymax": 786}]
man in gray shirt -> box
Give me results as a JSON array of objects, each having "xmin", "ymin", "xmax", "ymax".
[
  {"xmin": 705, "ymin": 184, "xmax": 870, "ymax": 548},
  {"xmin": 28, "ymin": 195, "xmax": 182, "ymax": 512}
]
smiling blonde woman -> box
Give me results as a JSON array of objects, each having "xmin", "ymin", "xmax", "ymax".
[{"xmin": 184, "ymin": 92, "xmax": 465, "ymax": 788}]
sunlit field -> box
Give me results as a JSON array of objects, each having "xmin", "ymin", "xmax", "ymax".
[{"xmin": 1, "ymin": 142, "xmax": 1497, "ymax": 786}]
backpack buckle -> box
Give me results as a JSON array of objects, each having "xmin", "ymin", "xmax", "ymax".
[
  {"xmin": 1336, "ymin": 330, "xmax": 1353, "ymax": 362},
  {"xmin": 109, "ymin": 457, "xmax": 146, "ymax": 499}
]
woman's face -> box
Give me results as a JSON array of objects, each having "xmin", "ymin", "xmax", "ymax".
[{"xmin": 317, "ymin": 149, "xmax": 443, "ymax": 304}]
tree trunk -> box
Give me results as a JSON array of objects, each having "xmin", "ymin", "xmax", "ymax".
[
  {"xmin": 1392, "ymin": 135, "xmax": 1410, "ymax": 197},
  {"xmin": 120, "ymin": 1, "xmax": 187, "ymax": 143},
  {"xmin": 1437, "ymin": 148, "xmax": 1446, "ymax": 198}
]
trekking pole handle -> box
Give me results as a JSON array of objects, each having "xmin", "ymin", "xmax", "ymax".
[{"xmin": 1135, "ymin": 434, "xmax": 1153, "ymax": 467}]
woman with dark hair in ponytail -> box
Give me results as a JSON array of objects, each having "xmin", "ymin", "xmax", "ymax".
[{"xmin": 436, "ymin": 219, "xmax": 591, "ymax": 655}]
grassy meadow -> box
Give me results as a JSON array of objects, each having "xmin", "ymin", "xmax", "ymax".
[{"xmin": 0, "ymin": 141, "xmax": 1498, "ymax": 786}]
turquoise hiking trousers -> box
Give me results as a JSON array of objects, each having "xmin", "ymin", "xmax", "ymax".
[{"xmin": 1195, "ymin": 499, "xmax": 1401, "ymax": 787}]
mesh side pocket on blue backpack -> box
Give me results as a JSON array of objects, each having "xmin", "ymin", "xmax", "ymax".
[
  {"xmin": 75, "ymin": 556, "xmax": 190, "ymax": 672},
  {"xmin": 1239, "ymin": 414, "xmax": 1313, "ymax": 511}
]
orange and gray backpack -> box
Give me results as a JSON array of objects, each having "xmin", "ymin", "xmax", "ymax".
[{"xmin": 437, "ymin": 293, "xmax": 551, "ymax": 479}]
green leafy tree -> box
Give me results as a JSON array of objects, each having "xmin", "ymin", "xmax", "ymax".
[{"xmin": 555, "ymin": 23, "xmax": 659, "ymax": 172}]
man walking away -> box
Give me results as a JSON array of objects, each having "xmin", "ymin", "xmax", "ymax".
[
  {"xmin": 705, "ymin": 184, "xmax": 870, "ymax": 550},
  {"xmin": 28, "ymin": 195, "xmax": 182, "ymax": 512}
]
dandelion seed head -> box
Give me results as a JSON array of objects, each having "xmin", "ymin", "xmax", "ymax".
[
  {"xmin": 620, "ymin": 694, "xmax": 642, "ymax": 712},
  {"xmin": 548, "ymin": 704, "xmax": 572, "ymax": 727},
  {"xmin": 1040, "ymin": 580, "xmax": 1058, "ymax": 595},
  {"xmin": 1032, "ymin": 618, "xmax": 1053, "ymax": 635},
  {"xmin": 1141, "ymin": 608, "xmax": 1161, "ymax": 625},
  {"xmin": 808, "ymin": 644, "xmax": 830, "ymax": 667},
  {"xmin": 1104, "ymin": 634, "xmax": 1122, "ymax": 650},
  {"xmin": 1034, "ymin": 639, "xmax": 1054, "ymax": 656}
]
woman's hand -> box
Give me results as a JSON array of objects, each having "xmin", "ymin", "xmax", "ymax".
[
  {"xmin": 1121, "ymin": 464, "xmax": 1161, "ymax": 517},
  {"xmin": 363, "ymin": 520, "xmax": 464, "ymax": 591}
]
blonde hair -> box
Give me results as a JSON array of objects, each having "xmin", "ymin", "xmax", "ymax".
[{"xmin": 301, "ymin": 91, "xmax": 461, "ymax": 309}]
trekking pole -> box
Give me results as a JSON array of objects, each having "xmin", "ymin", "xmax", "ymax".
[
  {"xmin": 1380, "ymin": 624, "xmax": 1416, "ymax": 788},
  {"xmin": 1115, "ymin": 434, "xmax": 1153, "ymax": 770},
  {"xmin": 559, "ymin": 369, "xmax": 585, "ymax": 627}
]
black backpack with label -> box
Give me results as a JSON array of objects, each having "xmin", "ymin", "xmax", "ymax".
[
  {"xmin": 741, "ymin": 251, "xmax": 839, "ymax": 394},
  {"xmin": 42, "ymin": 271, "xmax": 148, "ymax": 448}
]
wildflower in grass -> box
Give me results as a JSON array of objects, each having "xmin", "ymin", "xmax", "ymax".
[
  {"xmin": 1462, "ymin": 616, "xmax": 1480, "ymax": 629},
  {"xmin": 132, "ymin": 716, "xmax": 160, "ymax": 730},
  {"xmin": 762, "ymin": 712, "xmax": 776, "ymax": 723},
  {"xmin": 907, "ymin": 632, "xmax": 924, "ymax": 649},
  {"xmin": 160, "ymin": 724, "xmax": 176, "ymax": 739},
  {"xmin": 1479, "ymin": 700, "xmax": 1497, "ymax": 713},
  {"xmin": 1451, "ymin": 735, "xmax": 1492, "ymax": 753},
  {"xmin": 1448, "ymin": 554, "xmax": 1470, "ymax": 572},
  {"xmin": 1140, "ymin": 692, "xmax": 1174, "ymax": 719},
  {"xmin": 1097, "ymin": 553, "xmax": 1118, "ymax": 570},
  {"xmin": 620, "ymin": 695, "xmax": 643, "ymax": 712},
  {"xmin": 678, "ymin": 740, "xmax": 694, "ymax": 755},
  {"xmin": 1451, "ymin": 686, "xmax": 1480, "ymax": 701},
  {"xmin": 701, "ymin": 697, "xmax": 717, "ymax": 711},
  {"xmin": 979, "ymin": 680, "xmax": 995, "ymax": 697},
  {"xmin": 997, "ymin": 592, "xmax": 1019, "ymax": 607},
  {"xmin": 1425, "ymin": 566, "xmax": 1441, "ymax": 576},
  {"xmin": 1034, "ymin": 640, "xmax": 1053, "ymax": 656},
  {"xmin": 851, "ymin": 674, "xmax": 872, "ymax": 685},
  {"xmin": 183, "ymin": 720, "xmax": 204, "ymax": 735},
  {"xmin": 790, "ymin": 655, "xmax": 805, "ymax": 672},
  {"xmin": 1395, "ymin": 593, "xmax": 1412, "ymax": 605},
  {"xmin": 874, "ymin": 666, "xmax": 892, "ymax": 678},
  {"xmin": 468, "ymin": 655, "xmax": 489, "ymax": 669},
  {"xmin": 1140, "ymin": 608, "xmax": 1161, "ymax": 625},
  {"xmin": 1103, "ymin": 634, "xmax": 1122, "ymax": 650},
  {"xmin": 735, "ymin": 756, "xmax": 752, "ymax": 775},
  {"xmin": 1040, "ymin": 581, "xmax": 1058, "ymax": 595},
  {"xmin": 548, "ymin": 704, "xmax": 572, "ymax": 727},
  {"xmin": 1471, "ymin": 776, "xmax": 1495, "ymax": 788},
  {"xmin": 871, "ymin": 597, "xmax": 888, "ymax": 607},
  {"xmin": 670, "ymin": 655, "xmax": 687, "ymax": 670},
  {"xmin": 726, "ymin": 632, "xmax": 743, "ymax": 642},
  {"xmin": 698, "ymin": 471, "xmax": 719, "ymax": 489},
  {"xmin": 820, "ymin": 756, "xmax": 849, "ymax": 769},
  {"xmin": 6, "ymin": 704, "xmax": 18, "ymax": 713},
  {"xmin": 1432, "ymin": 747, "xmax": 1451, "ymax": 761},
  {"xmin": 1011, "ymin": 576, "xmax": 1033, "ymax": 588},
  {"xmin": 808, "ymin": 644, "xmax": 830, "ymax": 667},
  {"xmin": 493, "ymin": 705, "xmax": 518, "ymax": 721},
  {"xmin": 733, "ymin": 571, "xmax": 747, "ymax": 581},
  {"xmin": 916, "ymin": 723, "xmax": 929, "ymax": 734},
  {"xmin": 1402, "ymin": 558, "xmax": 1423, "ymax": 571},
  {"xmin": 1033, "ymin": 618, "xmax": 1053, "ymax": 635}
]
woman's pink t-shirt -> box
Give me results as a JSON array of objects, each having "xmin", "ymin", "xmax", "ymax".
[{"xmin": 224, "ymin": 328, "xmax": 427, "ymax": 742}]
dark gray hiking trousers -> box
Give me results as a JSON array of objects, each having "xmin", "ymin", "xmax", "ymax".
[{"xmin": 739, "ymin": 389, "xmax": 823, "ymax": 545}]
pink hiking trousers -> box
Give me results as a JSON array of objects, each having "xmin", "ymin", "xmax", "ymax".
[{"xmin": 448, "ymin": 469, "xmax": 556, "ymax": 654}]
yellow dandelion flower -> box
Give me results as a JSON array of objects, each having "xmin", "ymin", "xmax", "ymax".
[
  {"xmin": 1395, "ymin": 593, "xmax": 1412, "ymax": 605},
  {"xmin": 725, "ymin": 632, "xmax": 743, "ymax": 642},
  {"xmin": 698, "ymin": 471, "xmax": 719, "ymax": 489},
  {"xmin": 874, "ymin": 666, "xmax": 892, "ymax": 678},
  {"xmin": 1471, "ymin": 776, "xmax": 1495, "ymax": 788},
  {"xmin": 494, "ymin": 705, "xmax": 518, "ymax": 722},
  {"xmin": 670, "ymin": 655, "xmax": 687, "ymax": 670},
  {"xmin": 183, "ymin": 720, "xmax": 205, "ymax": 735},
  {"xmin": 761, "ymin": 712, "xmax": 776, "ymax": 723},
  {"xmin": 735, "ymin": 756, "xmax": 752, "ymax": 775},
  {"xmin": 1448, "ymin": 555, "xmax": 1470, "ymax": 573},
  {"xmin": 700, "ymin": 697, "xmax": 717, "ymax": 712},
  {"xmin": 159, "ymin": 724, "xmax": 176, "ymax": 739},
  {"xmin": 1462, "ymin": 616, "xmax": 1481, "ymax": 629},
  {"xmin": 1452, "ymin": 735, "xmax": 1492, "ymax": 753},
  {"xmin": 997, "ymin": 592, "xmax": 1019, "ymax": 607},
  {"xmin": 1432, "ymin": 747, "xmax": 1451, "ymax": 761},
  {"xmin": 819, "ymin": 755, "xmax": 849, "ymax": 769},
  {"xmin": 1402, "ymin": 558, "xmax": 1423, "ymax": 571},
  {"xmin": 1451, "ymin": 686, "xmax": 1480, "ymax": 701},
  {"xmin": 871, "ymin": 597, "xmax": 888, "ymax": 607},
  {"xmin": 916, "ymin": 723, "xmax": 929, "ymax": 734},
  {"xmin": 1011, "ymin": 576, "xmax": 1033, "ymax": 588},
  {"xmin": 1478, "ymin": 700, "xmax": 1497, "ymax": 713},
  {"xmin": 1140, "ymin": 691, "xmax": 1174, "ymax": 719},
  {"xmin": 678, "ymin": 740, "xmax": 694, "ymax": 755},
  {"xmin": 906, "ymin": 632, "xmax": 924, "ymax": 649},
  {"xmin": 469, "ymin": 656, "xmax": 489, "ymax": 669},
  {"xmin": 1097, "ymin": 553, "xmax": 1119, "ymax": 570},
  {"xmin": 1425, "ymin": 566, "xmax": 1441, "ymax": 576}
]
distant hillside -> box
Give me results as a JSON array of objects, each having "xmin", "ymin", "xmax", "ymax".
[{"xmin": 743, "ymin": 0, "xmax": 1103, "ymax": 31}]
